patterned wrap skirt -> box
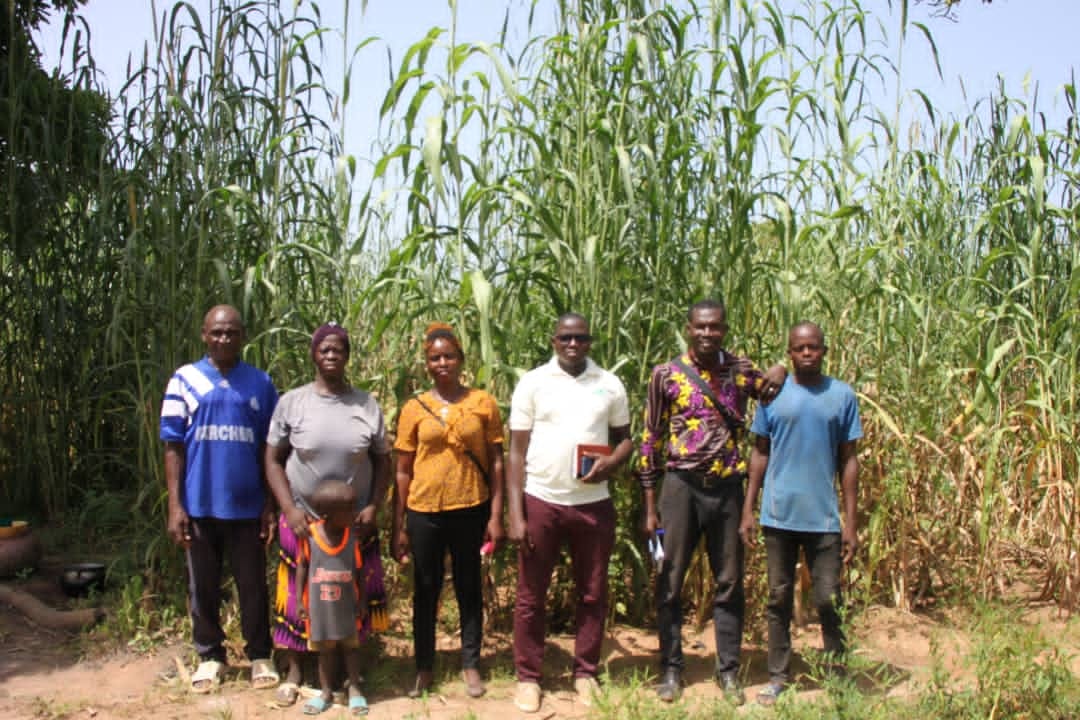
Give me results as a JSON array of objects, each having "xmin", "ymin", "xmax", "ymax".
[{"xmin": 272, "ymin": 513, "xmax": 389, "ymax": 652}]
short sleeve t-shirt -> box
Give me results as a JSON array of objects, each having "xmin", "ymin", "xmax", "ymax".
[
  {"xmin": 750, "ymin": 376, "xmax": 862, "ymax": 532},
  {"xmin": 160, "ymin": 357, "xmax": 278, "ymax": 520},
  {"xmin": 266, "ymin": 383, "xmax": 390, "ymax": 510},
  {"xmin": 509, "ymin": 357, "xmax": 631, "ymax": 506},
  {"xmin": 394, "ymin": 389, "xmax": 503, "ymax": 512}
]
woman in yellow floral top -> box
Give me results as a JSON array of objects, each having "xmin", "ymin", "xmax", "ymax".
[{"xmin": 393, "ymin": 323, "xmax": 505, "ymax": 699}]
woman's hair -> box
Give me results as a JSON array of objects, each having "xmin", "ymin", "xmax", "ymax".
[
  {"xmin": 311, "ymin": 322, "xmax": 350, "ymax": 358},
  {"xmin": 423, "ymin": 322, "xmax": 463, "ymax": 359}
]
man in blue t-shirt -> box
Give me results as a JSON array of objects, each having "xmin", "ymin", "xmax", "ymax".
[
  {"xmin": 160, "ymin": 305, "xmax": 280, "ymax": 693},
  {"xmin": 739, "ymin": 322, "xmax": 862, "ymax": 706}
]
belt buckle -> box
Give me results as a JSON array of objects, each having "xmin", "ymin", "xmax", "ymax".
[{"xmin": 700, "ymin": 473, "xmax": 715, "ymax": 489}]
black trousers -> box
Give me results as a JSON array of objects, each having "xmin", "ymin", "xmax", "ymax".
[
  {"xmin": 186, "ymin": 517, "xmax": 271, "ymax": 662},
  {"xmin": 406, "ymin": 503, "xmax": 489, "ymax": 671},
  {"xmin": 655, "ymin": 472, "xmax": 745, "ymax": 675},
  {"xmin": 763, "ymin": 527, "xmax": 845, "ymax": 683}
]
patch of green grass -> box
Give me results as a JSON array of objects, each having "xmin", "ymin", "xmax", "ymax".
[
  {"xmin": 27, "ymin": 696, "xmax": 88, "ymax": 720},
  {"xmin": 88, "ymin": 571, "xmax": 187, "ymax": 654},
  {"xmin": 913, "ymin": 603, "xmax": 1080, "ymax": 720}
]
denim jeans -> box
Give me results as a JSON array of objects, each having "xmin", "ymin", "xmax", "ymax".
[
  {"xmin": 763, "ymin": 527, "xmax": 845, "ymax": 683},
  {"xmin": 655, "ymin": 472, "xmax": 745, "ymax": 675}
]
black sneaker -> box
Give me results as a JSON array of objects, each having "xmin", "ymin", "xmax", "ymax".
[
  {"xmin": 655, "ymin": 668, "xmax": 681, "ymax": 702},
  {"xmin": 716, "ymin": 671, "xmax": 745, "ymax": 706},
  {"xmin": 757, "ymin": 681, "xmax": 786, "ymax": 706}
]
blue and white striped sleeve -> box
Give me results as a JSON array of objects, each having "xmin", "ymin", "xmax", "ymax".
[{"xmin": 160, "ymin": 373, "xmax": 189, "ymax": 442}]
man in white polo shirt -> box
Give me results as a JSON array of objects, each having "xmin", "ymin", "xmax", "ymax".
[{"xmin": 506, "ymin": 313, "xmax": 633, "ymax": 713}]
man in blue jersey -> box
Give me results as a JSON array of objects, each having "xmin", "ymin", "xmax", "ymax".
[
  {"xmin": 739, "ymin": 322, "xmax": 862, "ymax": 706},
  {"xmin": 161, "ymin": 305, "xmax": 280, "ymax": 693}
]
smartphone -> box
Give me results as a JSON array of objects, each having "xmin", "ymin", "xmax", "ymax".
[
  {"xmin": 578, "ymin": 454, "xmax": 596, "ymax": 478},
  {"xmin": 648, "ymin": 529, "xmax": 665, "ymax": 566}
]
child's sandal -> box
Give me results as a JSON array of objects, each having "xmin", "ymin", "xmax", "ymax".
[
  {"xmin": 303, "ymin": 696, "xmax": 331, "ymax": 715},
  {"xmin": 348, "ymin": 694, "xmax": 369, "ymax": 716}
]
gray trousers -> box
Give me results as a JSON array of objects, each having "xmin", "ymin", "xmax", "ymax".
[{"xmin": 655, "ymin": 472, "xmax": 745, "ymax": 675}]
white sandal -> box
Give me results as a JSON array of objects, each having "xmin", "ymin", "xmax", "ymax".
[
  {"xmin": 251, "ymin": 658, "xmax": 280, "ymax": 689},
  {"xmin": 191, "ymin": 659, "xmax": 225, "ymax": 693},
  {"xmin": 275, "ymin": 681, "xmax": 300, "ymax": 707}
]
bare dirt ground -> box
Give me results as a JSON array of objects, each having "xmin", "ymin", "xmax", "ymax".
[{"xmin": 2, "ymin": 567, "xmax": 1078, "ymax": 720}]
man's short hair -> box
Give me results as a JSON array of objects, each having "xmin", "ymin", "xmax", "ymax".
[
  {"xmin": 687, "ymin": 298, "xmax": 725, "ymax": 323},
  {"xmin": 790, "ymin": 321, "xmax": 826, "ymax": 347},
  {"xmin": 202, "ymin": 304, "xmax": 244, "ymax": 331},
  {"xmin": 553, "ymin": 312, "xmax": 589, "ymax": 334}
]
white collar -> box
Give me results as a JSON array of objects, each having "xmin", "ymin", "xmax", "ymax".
[{"xmin": 545, "ymin": 355, "xmax": 599, "ymax": 379}]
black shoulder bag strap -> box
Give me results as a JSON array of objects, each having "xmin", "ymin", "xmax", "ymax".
[
  {"xmin": 673, "ymin": 356, "xmax": 741, "ymax": 432},
  {"xmin": 412, "ymin": 395, "xmax": 490, "ymax": 487}
]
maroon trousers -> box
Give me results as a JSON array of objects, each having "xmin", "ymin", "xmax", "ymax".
[{"xmin": 513, "ymin": 494, "xmax": 616, "ymax": 682}]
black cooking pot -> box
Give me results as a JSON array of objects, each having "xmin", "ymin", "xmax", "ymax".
[{"xmin": 60, "ymin": 562, "xmax": 107, "ymax": 597}]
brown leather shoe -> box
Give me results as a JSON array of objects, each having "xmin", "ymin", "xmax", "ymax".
[
  {"xmin": 463, "ymin": 668, "xmax": 485, "ymax": 698},
  {"xmin": 407, "ymin": 670, "xmax": 434, "ymax": 699}
]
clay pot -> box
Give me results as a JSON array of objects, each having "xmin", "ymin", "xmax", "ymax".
[
  {"xmin": 0, "ymin": 520, "xmax": 29, "ymax": 539},
  {"xmin": 0, "ymin": 530, "xmax": 43, "ymax": 577}
]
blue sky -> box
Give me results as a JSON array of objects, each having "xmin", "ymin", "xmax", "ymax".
[
  {"xmin": 893, "ymin": 0, "xmax": 1078, "ymax": 119},
  {"xmin": 36, "ymin": 0, "xmax": 1079, "ymax": 160}
]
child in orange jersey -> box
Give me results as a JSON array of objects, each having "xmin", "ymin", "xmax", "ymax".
[{"xmin": 295, "ymin": 481, "xmax": 368, "ymax": 715}]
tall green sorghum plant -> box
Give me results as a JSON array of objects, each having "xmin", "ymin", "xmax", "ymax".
[
  {"xmin": 5, "ymin": 0, "xmax": 1077, "ymax": 625},
  {"xmin": 1, "ymin": 6, "xmax": 112, "ymax": 518}
]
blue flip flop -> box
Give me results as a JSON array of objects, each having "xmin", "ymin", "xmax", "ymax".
[
  {"xmin": 349, "ymin": 694, "xmax": 369, "ymax": 716},
  {"xmin": 303, "ymin": 696, "xmax": 331, "ymax": 715}
]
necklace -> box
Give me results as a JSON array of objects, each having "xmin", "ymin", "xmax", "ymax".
[
  {"xmin": 432, "ymin": 386, "xmax": 465, "ymax": 403},
  {"xmin": 432, "ymin": 386, "xmax": 465, "ymax": 419}
]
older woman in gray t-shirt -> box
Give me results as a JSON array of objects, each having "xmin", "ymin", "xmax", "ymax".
[{"xmin": 265, "ymin": 323, "xmax": 391, "ymax": 707}]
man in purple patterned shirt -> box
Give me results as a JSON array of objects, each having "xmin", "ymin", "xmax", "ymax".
[{"xmin": 638, "ymin": 298, "xmax": 786, "ymax": 704}]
